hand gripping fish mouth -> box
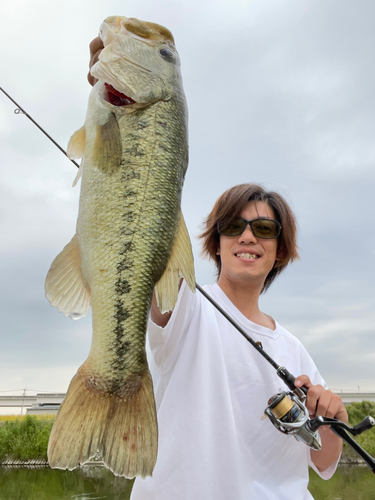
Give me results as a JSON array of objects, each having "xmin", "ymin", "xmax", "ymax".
[{"xmin": 90, "ymin": 16, "xmax": 180, "ymax": 106}]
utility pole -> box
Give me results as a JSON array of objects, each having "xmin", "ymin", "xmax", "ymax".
[{"xmin": 21, "ymin": 388, "xmax": 26, "ymax": 416}]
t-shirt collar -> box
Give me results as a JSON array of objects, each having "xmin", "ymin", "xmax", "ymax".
[{"xmin": 207, "ymin": 283, "xmax": 281, "ymax": 339}]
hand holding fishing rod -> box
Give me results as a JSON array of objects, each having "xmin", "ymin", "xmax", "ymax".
[
  {"xmin": 264, "ymin": 373, "xmax": 348, "ymax": 453},
  {"xmin": 265, "ymin": 383, "xmax": 375, "ymax": 472}
]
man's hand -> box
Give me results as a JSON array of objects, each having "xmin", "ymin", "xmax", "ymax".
[
  {"xmin": 294, "ymin": 375, "xmax": 348, "ymax": 423},
  {"xmin": 88, "ymin": 36, "xmax": 104, "ymax": 86},
  {"xmin": 295, "ymin": 375, "xmax": 348, "ymax": 473}
]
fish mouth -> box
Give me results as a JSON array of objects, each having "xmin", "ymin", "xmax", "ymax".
[{"xmin": 104, "ymin": 83, "xmax": 136, "ymax": 106}]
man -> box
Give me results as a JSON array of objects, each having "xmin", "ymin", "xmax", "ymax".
[{"xmin": 89, "ymin": 41, "xmax": 347, "ymax": 500}]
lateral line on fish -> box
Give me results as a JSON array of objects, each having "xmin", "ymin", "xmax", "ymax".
[
  {"xmin": 134, "ymin": 104, "xmax": 159, "ymax": 220},
  {"xmin": 0, "ymin": 87, "xmax": 80, "ymax": 169},
  {"xmin": 111, "ymin": 159, "xmax": 156, "ymax": 372},
  {"xmin": 109, "ymin": 107, "xmax": 159, "ymax": 375}
]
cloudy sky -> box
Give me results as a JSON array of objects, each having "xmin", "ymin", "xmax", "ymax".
[{"xmin": 1, "ymin": 0, "xmax": 374, "ymax": 413}]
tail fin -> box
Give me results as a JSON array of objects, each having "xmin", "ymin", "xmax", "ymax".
[{"xmin": 48, "ymin": 368, "xmax": 158, "ymax": 478}]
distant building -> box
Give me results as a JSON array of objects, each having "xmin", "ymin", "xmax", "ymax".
[
  {"xmin": 1, "ymin": 391, "xmax": 374, "ymax": 415},
  {"xmin": 26, "ymin": 393, "xmax": 65, "ymax": 415},
  {"xmin": 0, "ymin": 393, "xmax": 65, "ymax": 415}
]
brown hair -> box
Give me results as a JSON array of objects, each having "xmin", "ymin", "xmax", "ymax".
[{"xmin": 199, "ymin": 184, "xmax": 299, "ymax": 293}]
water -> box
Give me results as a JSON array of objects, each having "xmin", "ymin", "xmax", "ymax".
[
  {"xmin": 309, "ymin": 466, "xmax": 375, "ymax": 500},
  {"xmin": 0, "ymin": 465, "xmax": 373, "ymax": 499},
  {"xmin": 0, "ymin": 466, "xmax": 134, "ymax": 500}
]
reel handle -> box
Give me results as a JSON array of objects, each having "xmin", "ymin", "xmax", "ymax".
[{"xmin": 351, "ymin": 416, "xmax": 375, "ymax": 436}]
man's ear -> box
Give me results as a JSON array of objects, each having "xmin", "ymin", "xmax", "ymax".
[{"xmin": 274, "ymin": 254, "xmax": 281, "ymax": 268}]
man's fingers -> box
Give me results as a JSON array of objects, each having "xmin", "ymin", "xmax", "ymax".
[
  {"xmin": 294, "ymin": 374, "xmax": 312, "ymax": 389},
  {"xmin": 314, "ymin": 388, "xmax": 332, "ymax": 417},
  {"xmin": 89, "ymin": 36, "xmax": 104, "ymax": 60},
  {"xmin": 87, "ymin": 71, "xmax": 98, "ymax": 87},
  {"xmin": 305, "ymin": 384, "xmax": 324, "ymax": 416},
  {"xmin": 88, "ymin": 36, "xmax": 104, "ymax": 87},
  {"xmin": 90, "ymin": 49, "xmax": 101, "ymax": 68},
  {"xmin": 318, "ymin": 393, "xmax": 346, "ymax": 420},
  {"xmin": 295, "ymin": 374, "xmax": 348, "ymax": 425}
]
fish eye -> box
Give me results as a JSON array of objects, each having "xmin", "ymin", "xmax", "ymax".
[{"xmin": 159, "ymin": 47, "xmax": 175, "ymax": 61}]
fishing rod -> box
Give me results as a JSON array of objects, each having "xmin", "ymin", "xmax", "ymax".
[
  {"xmin": 0, "ymin": 87, "xmax": 80, "ymax": 169},
  {"xmin": 2, "ymin": 87, "xmax": 375, "ymax": 472}
]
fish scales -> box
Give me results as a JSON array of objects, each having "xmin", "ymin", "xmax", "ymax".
[
  {"xmin": 45, "ymin": 16, "xmax": 195, "ymax": 479},
  {"xmin": 80, "ymin": 97, "xmax": 187, "ymax": 388}
]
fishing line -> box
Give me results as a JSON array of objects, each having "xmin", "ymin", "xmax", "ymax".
[
  {"xmin": 0, "ymin": 87, "xmax": 80, "ymax": 169},
  {"xmin": 3, "ymin": 87, "xmax": 375, "ymax": 471}
]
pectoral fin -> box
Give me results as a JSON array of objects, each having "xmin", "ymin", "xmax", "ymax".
[
  {"xmin": 67, "ymin": 126, "xmax": 86, "ymax": 159},
  {"xmin": 155, "ymin": 213, "xmax": 195, "ymax": 313},
  {"xmin": 93, "ymin": 112, "xmax": 122, "ymax": 173},
  {"xmin": 45, "ymin": 234, "xmax": 90, "ymax": 320}
]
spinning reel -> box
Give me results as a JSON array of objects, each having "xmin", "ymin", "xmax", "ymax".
[{"xmin": 263, "ymin": 386, "xmax": 375, "ymax": 472}]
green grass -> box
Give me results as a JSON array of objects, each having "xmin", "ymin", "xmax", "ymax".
[
  {"xmin": 308, "ymin": 465, "xmax": 375, "ymax": 500},
  {"xmin": 0, "ymin": 415, "xmax": 54, "ymax": 461},
  {"xmin": 342, "ymin": 401, "xmax": 375, "ymax": 460},
  {"xmin": 0, "ymin": 401, "xmax": 374, "ymax": 464}
]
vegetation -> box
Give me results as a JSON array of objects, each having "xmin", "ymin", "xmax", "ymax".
[
  {"xmin": 0, "ymin": 415, "xmax": 55, "ymax": 422},
  {"xmin": 342, "ymin": 400, "xmax": 375, "ymax": 461},
  {"xmin": 0, "ymin": 415, "xmax": 54, "ymax": 462},
  {"xmin": 0, "ymin": 401, "xmax": 374, "ymax": 464}
]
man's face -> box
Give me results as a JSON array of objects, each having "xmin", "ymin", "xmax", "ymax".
[{"xmin": 217, "ymin": 201, "xmax": 279, "ymax": 289}]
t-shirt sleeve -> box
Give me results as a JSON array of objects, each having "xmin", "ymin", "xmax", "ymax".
[
  {"xmin": 297, "ymin": 342, "xmax": 341, "ymax": 480},
  {"xmin": 147, "ymin": 280, "xmax": 198, "ymax": 373}
]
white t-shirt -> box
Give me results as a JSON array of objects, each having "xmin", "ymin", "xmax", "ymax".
[{"xmin": 131, "ymin": 282, "xmax": 337, "ymax": 500}]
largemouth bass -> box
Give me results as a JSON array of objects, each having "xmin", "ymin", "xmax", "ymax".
[{"xmin": 45, "ymin": 16, "xmax": 195, "ymax": 479}]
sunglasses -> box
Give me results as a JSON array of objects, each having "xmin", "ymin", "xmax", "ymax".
[{"xmin": 217, "ymin": 217, "xmax": 281, "ymax": 239}]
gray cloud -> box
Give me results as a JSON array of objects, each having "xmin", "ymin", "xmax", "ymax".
[{"xmin": 1, "ymin": 0, "xmax": 374, "ymax": 404}]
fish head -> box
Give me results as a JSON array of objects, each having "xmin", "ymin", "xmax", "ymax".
[{"xmin": 91, "ymin": 16, "xmax": 183, "ymax": 108}]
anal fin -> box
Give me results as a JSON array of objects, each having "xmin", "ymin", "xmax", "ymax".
[
  {"xmin": 155, "ymin": 212, "xmax": 195, "ymax": 313},
  {"xmin": 45, "ymin": 234, "xmax": 90, "ymax": 320}
]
